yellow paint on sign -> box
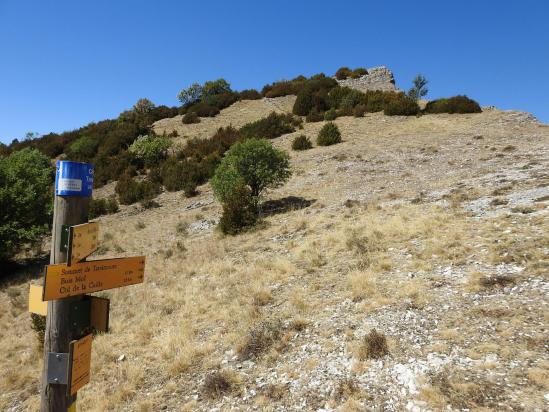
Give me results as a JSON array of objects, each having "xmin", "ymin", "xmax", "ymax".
[
  {"xmin": 28, "ymin": 284, "xmax": 47, "ymax": 316},
  {"xmin": 68, "ymin": 222, "xmax": 99, "ymax": 265},
  {"xmin": 42, "ymin": 256, "xmax": 145, "ymax": 301},
  {"xmin": 68, "ymin": 334, "xmax": 92, "ymax": 396}
]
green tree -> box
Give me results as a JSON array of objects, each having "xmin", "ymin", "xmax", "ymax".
[
  {"xmin": 211, "ymin": 138, "xmax": 291, "ymax": 204},
  {"xmin": 66, "ymin": 136, "xmax": 99, "ymax": 161},
  {"xmin": 177, "ymin": 82, "xmax": 203, "ymax": 105},
  {"xmin": 408, "ymin": 74, "xmax": 429, "ymax": 101},
  {"xmin": 133, "ymin": 98, "xmax": 155, "ymax": 114},
  {"xmin": 128, "ymin": 135, "xmax": 172, "ymax": 167},
  {"xmin": 0, "ymin": 148, "xmax": 54, "ymax": 261},
  {"xmin": 202, "ymin": 79, "xmax": 232, "ymax": 99}
]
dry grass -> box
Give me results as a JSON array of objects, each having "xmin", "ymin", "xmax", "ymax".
[
  {"xmin": 1, "ymin": 103, "xmax": 548, "ymax": 411},
  {"xmin": 358, "ymin": 329, "xmax": 389, "ymax": 360}
]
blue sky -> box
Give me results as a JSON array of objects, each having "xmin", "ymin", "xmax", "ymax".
[{"xmin": 1, "ymin": 0, "xmax": 548, "ymax": 143}]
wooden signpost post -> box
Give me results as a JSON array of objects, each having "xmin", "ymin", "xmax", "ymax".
[{"xmin": 38, "ymin": 161, "xmax": 146, "ymax": 412}]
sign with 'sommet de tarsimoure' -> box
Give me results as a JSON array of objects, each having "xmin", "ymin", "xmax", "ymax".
[{"xmin": 42, "ymin": 256, "xmax": 145, "ymax": 301}]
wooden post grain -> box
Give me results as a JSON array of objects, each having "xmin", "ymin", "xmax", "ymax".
[{"xmin": 40, "ymin": 195, "xmax": 89, "ymax": 412}]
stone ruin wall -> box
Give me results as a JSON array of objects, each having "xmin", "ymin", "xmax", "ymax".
[{"xmin": 335, "ymin": 66, "xmax": 398, "ymax": 92}]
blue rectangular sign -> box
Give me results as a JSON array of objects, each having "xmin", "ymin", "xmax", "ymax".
[{"xmin": 55, "ymin": 161, "xmax": 94, "ymax": 197}]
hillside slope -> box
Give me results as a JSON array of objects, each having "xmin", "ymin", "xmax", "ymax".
[
  {"xmin": 1, "ymin": 109, "xmax": 548, "ymax": 411},
  {"xmin": 152, "ymin": 95, "xmax": 296, "ymax": 145}
]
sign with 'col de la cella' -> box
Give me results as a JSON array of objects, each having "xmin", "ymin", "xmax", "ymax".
[{"xmin": 55, "ymin": 161, "xmax": 94, "ymax": 197}]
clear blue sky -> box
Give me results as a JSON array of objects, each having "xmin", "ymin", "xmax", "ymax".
[{"xmin": 1, "ymin": 0, "xmax": 548, "ymax": 143}]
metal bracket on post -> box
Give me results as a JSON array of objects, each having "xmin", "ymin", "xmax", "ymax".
[
  {"xmin": 70, "ymin": 299, "xmax": 92, "ymax": 337},
  {"xmin": 60, "ymin": 224, "xmax": 70, "ymax": 252},
  {"xmin": 47, "ymin": 352, "xmax": 69, "ymax": 385}
]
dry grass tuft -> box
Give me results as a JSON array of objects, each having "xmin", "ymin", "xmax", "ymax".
[
  {"xmin": 201, "ymin": 369, "xmax": 240, "ymax": 399},
  {"xmin": 359, "ymin": 329, "xmax": 389, "ymax": 360},
  {"xmin": 238, "ymin": 320, "xmax": 284, "ymax": 360},
  {"xmin": 425, "ymin": 369, "xmax": 505, "ymax": 409},
  {"xmin": 261, "ymin": 383, "xmax": 289, "ymax": 401},
  {"xmin": 334, "ymin": 377, "xmax": 359, "ymax": 402}
]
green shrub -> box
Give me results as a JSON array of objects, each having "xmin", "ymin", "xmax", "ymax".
[
  {"xmin": 340, "ymin": 89, "xmax": 364, "ymax": 110},
  {"xmin": 293, "ymin": 87, "xmax": 315, "ymax": 116},
  {"xmin": 93, "ymin": 151, "xmax": 133, "ymax": 187},
  {"xmin": 384, "ymin": 95, "xmax": 420, "ymax": 116},
  {"xmin": 211, "ymin": 138, "xmax": 291, "ymax": 202},
  {"xmin": 0, "ymin": 148, "xmax": 54, "ymax": 261},
  {"xmin": 336, "ymin": 67, "xmax": 352, "ymax": 80},
  {"xmin": 218, "ymin": 183, "xmax": 257, "ymax": 235},
  {"xmin": 182, "ymin": 111, "xmax": 200, "ymax": 124},
  {"xmin": 324, "ymin": 108, "xmax": 337, "ymax": 121},
  {"xmin": 188, "ymin": 102, "xmax": 220, "ymax": 117},
  {"xmin": 292, "ymin": 135, "xmax": 312, "ymax": 151},
  {"xmin": 353, "ymin": 105, "xmax": 366, "ymax": 117},
  {"xmin": 364, "ymin": 91, "xmax": 387, "ymax": 113},
  {"xmin": 337, "ymin": 106, "xmax": 354, "ymax": 117},
  {"xmin": 240, "ymin": 112, "xmax": 300, "ymax": 140},
  {"xmin": 128, "ymin": 135, "xmax": 172, "ymax": 167},
  {"xmin": 182, "ymin": 126, "xmax": 241, "ymax": 161},
  {"xmin": 89, "ymin": 197, "xmax": 119, "ymax": 219},
  {"xmin": 261, "ymin": 75, "xmax": 308, "ymax": 98},
  {"xmin": 160, "ymin": 158, "xmax": 202, "ymax": 192},
  {"xmin": 238, "ymin": 89, "xmax": 262, "ymax": 100},
  {"xmin": 203, "ymin": 92, "xmax": 239, "ymax": 110},
  {"xmin": 317, "ymin": 122, "xmax": 342, "ymax": 146},
  {"xmin": 183, "ymin": 181, "xmax": 198, "ymax": 197},
  {"xmin": 115, "ymin": 173, "xmax": 162, "ymax": 205},
  {"xmin": 202, "ymin": 78, "xmax": 232, "ymax": 99},
  {"xmin": 306, "ymin": 109, "xmax": 324, "ymax": 123},
  {"xmin": 424, "ymin": 95, "xmax": 482, "ymax": 114},
  {"xmin": 66, "ymin": 136, "xmax": 99, "ymax": 161},
  {"xmin": 133, "ymin": 98, "xmax": 155, "ymax": 114},
  {"xmin": 30, "ymin": 313, "xmax": 46, "ymax": 347},
  {"xmin": 351, "ymin": 68, "xmax": 368, "ymax": 78}
]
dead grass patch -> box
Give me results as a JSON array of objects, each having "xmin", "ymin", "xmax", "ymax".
[
  {"xmin": 201, "ymin": 369, "xmax": 241, "ymax": 399},
  {"xmin": 237, "ymin": 320, "xmax": 285, "ymax": 360},
  {"xmin": 334, "ymin": 377, "xmax": 359, "ymax": 402},
  {"xmin": 424, "ymin": 369, "xmax": 505, "ymax": 409},
  {"xmin": 358, "ymin": 329, "xmax": 389, "ymax": 360}
]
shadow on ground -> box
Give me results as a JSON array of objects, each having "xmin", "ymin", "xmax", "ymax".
[
  {"xmin": 260, "ymin": 196, "xmax": 315, "ymax": 217},
  {"xmin": 0, "ymin": 256, "xmax": 48, "ymax": 288}
]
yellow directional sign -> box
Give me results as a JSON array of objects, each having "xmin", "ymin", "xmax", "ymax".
[
  {"xmin": 68, "ymin": 334, "xmax": 92, "ymax": 396},
  {"xmin": 28, "ymin": 284, "xmax": 48, "ymax": 316},
  {"xmin": 67, "ymin": 222, "xmax": 99, "ymax": 266},
  {"xmin": 42, "ymin": 256, "xmax": 145, "ymax": 301}
]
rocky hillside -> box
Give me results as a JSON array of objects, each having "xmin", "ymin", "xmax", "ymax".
[
  {"xmin": 335, "ymin": 66, "xmax": 397, "ymax": 92},
  {"xmin": 1, "ymin": 98, "xmax": 548, "ymax": 411}
]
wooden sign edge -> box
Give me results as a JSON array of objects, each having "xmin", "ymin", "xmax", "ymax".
[
  {"xmin": 67, "ymin": 334, "xmax": 93, "ymax": 396},
  {"xmin": 28, "ymin": 284, "xmax": 48, "ymax": 316},
  {"xmin": 67, "ymin": 222, "xmax": 99, "ymax": 267}
]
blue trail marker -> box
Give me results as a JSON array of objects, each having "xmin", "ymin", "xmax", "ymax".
[{"xmin": 55, "ymin": 161, "xmax": 94, "ymax": 197}]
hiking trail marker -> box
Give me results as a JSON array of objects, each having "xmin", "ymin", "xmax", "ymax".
[
  {"xmin": 68, "ymin": 334, "xmax": 92, "ymax": 396},
  {"xmin": 42, "ymin": 256, "xmax": 146, "ymax": 301},
  {"xmin": 63, "ymin": 222, "xmax": 99, "ymax": 266},
  {"xmin": 39, "ymin": 160, "xmax": 146, "ymax": 412}
]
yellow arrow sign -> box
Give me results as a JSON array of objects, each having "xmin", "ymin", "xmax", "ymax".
[
  {"xmin": 67, "ymin": 222, "xmax": 99, "ymax": 266},
  {"xmin": 42, "ymin": 256, "xmax": 145, "ymax": 301}
]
